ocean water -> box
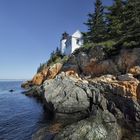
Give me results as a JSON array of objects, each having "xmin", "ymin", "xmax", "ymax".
[{"xmin": 0, "ymin": 81, "xmax": 50, "ymax": 140}]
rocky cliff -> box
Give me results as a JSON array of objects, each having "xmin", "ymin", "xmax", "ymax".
[{"xmin": 22, "ymin": 46, "xmax": 140, "ymax": 140}]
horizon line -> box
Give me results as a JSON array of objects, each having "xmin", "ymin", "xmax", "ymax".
[{"xmin": 0, "ymin": 79, "xmax": 30, "ymax": 81}]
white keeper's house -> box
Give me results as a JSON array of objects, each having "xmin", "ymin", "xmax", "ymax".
[{"xmin": 60, "ymin": 30, "xmax": 83, "ymax": 56}]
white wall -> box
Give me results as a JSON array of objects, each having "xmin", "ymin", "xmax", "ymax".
[
  {"xmin": 60, "ymin": 39, "xmax": 67, "ymax": 55},
  {"xmin": 71, "ymin": 37, "xmax": 82, "ymax": 53},
  {"xmin": 71, "ymin": 30, "xmax": 83, "ymax": 53},
  {"xmin": 65, "ymin": 38, "xmax": 72, "ymax": 55}
]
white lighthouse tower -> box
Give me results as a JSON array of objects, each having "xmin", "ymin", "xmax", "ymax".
[{"xmin": 60, "ymin": 32, "xmax": 69, "ymax": 55}]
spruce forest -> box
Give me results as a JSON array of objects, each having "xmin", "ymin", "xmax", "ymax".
[{"xmin": 84, "ymin": 0, "xmax": 140, "ymax": 49}]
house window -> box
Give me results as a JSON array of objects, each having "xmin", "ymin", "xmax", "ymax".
[{"xmin": 76, "ymin": 39, "xmax": 80, "ymax": 45}]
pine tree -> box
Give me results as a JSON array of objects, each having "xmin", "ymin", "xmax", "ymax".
[
  {"xmin": 107, "ymin": 0, "xmax": 125, "ymax": 41},
  {"xmin": 121, "ymin": 0, "xmax": 140, "ymax": 47},
  {"xmin": 55, "ymin": 47, "xmax": 61, "ymax": 56},
  {"xmin": 85, "ymin": 0, "xmax": 107, "ymax": 43}
]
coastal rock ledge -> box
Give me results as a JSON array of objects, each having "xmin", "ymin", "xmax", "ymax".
[
  {"xmin": 22, "ymin": 47, "xmax": 140, "ymax": 140},
  {"xmin": 42, "ymin": 73, "xmax": 140, "ymax": 140}
]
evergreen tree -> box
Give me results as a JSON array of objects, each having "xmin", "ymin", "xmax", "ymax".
[
  {"xmin": 85, "ymin": 0, "xmax": 107, "ymax": 43},
  {"xmin": 55, "ymin": 47, "xmax": 61, "ymax": 56},
  {"xmin": 121, "ymin": 0, "xmax": 140, "ymax": 47},
  {"xmin": 107, "ymin": 0, "xmax": 125, "ymax": 40}
]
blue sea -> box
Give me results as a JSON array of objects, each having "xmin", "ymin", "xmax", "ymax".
[{"xmin": 0, "ymin": 81, "xmax": 50, "ymax": 140}]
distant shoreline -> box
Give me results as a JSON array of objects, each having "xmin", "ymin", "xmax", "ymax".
[{"xmin": 0, "ymin": 79, "xmax": 28, "ymax": 81}]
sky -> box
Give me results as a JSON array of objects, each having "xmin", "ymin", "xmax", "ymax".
[{"xmin": 0, "ymin": 0, "xmax": 112, "ymax": 79}]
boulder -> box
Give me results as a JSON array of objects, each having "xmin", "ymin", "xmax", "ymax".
[
  {"xmin": 61, "ymin": 54, "xmax": 79, "ymax": 74},
  {"xmin": 117, "ymin": 48, "xmax": 140, "ymax": 73},
  {"xmin": 9, "ymin": 89, "xmax": 14, "ymax": 93},
  {"xmin": 61, "ymin": 46, "xmax": 107, "ymax": 76},
  {"xmin": 117, "ymin": 73, "xmax": 139, "ymax": 82},
  {"xmin": 111, "ymin": 81, "xmax": 139, "ymax": 99},
  {"xmin": 55, "ymin": 111, "xmax": 122, "ymax": 140},
  {"xmin": 24, "ymin": 86, "xmax": 43, "ymax": 98},
  {"xmin": 83, "ymin": 59, "xmax": 119, "ymax": 77},
  {"xmin": 91, "ymin": 74, "xmax": 139, "ymax": 99},
  {"xmin": 21, "ymin": 80, "xmax": 33, "ymax": 89},
  {"xmin": 129, "ymin": 66, "xmax": 140, "ymax": 76},
  {"xmin": 136, "ymin": 83, "xmax": 140, "ymax": 100},
  {"xmin": 41, "ymin": 67, "xmax": 49, "ymax": 77},
  {"xmin": 92, "ymin": 74, "xmax": 116, "ymax": 82},
  {"xmin": 77, "ymin": 52, "xmax": 89, "ymax": 71},
  {"xmin": 32, "ymin": 73, "xmax": 44, "ymax": 85},
  {"xmin": 43, "ymin": 73, "xmax": 90, "ymax": 122},
  {"xmin": 47, "ymin": 63, "xmax": 63, "ymax": 79},
  {"xmin": 23, "ymin": 63, "xmax": 63, "ymax": 87},
  {"xmin": 65, "ymin": 70, "xmax": 79, "ymax": 78}
]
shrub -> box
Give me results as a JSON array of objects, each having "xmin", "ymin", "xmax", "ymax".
[
  {"xmin": 73, "ymin": 40, "xmax": 121, "ymax": 59},
  {"xmin": 37, "ymin": 49, "xmax": 69, "ymax": 73},
  {"xmin": 37, "ymin": 63, "xmax": 47, "ymax": 73}
]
